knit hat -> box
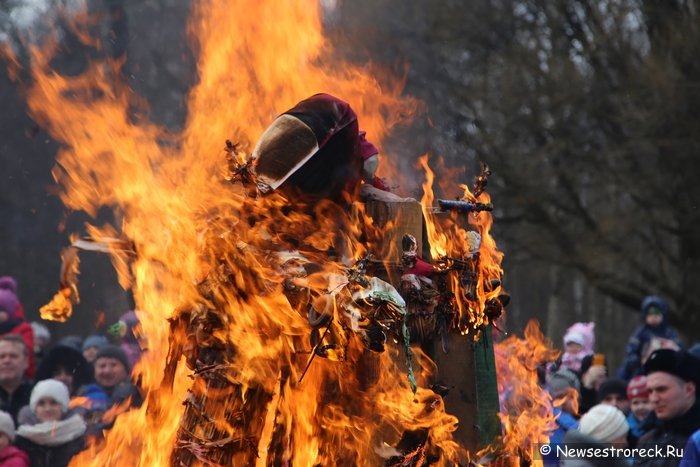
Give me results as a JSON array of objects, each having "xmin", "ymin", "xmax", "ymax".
[
  {"xmin": 597, "ymin": 378, "xmax": 629, "ymax": 403},
  {"xmin": 640, "ymin": 296, "xmax": 669, "ymax": 319},
  {"xmin": 0, "ymin": 410, "xmax": 15, "ymax": 441},
  {"xmin": 0, "ymin": 289, "xmax": 18, "ymax": 317},
  {"xmin": 31, "ymin": 321, "xmax": 51, "ymax": 342},
  {"xmin": 563, "ymin": 331, "xmax": 585, "ymax": 347},
  {"xmin": 563, "ymin": 322, "xmax": 595, "ymax": 354},
  {"xmin": 548, "ymin": 368, "xmax": 581, "ymax": 395},
  {"xmin": 95, "ymin": 345, "xmax": 130, "ymax": 372},
  {"xmin": 627, "ymin": 376, "xmax": 649, "ymax": 400},
  {"xmin": 644, "ymin": 349, "xmax": 700, "ymax": 385},
  {"xmin": 0, "ymin": 277, "xmax": 17, "ymax": 294},
  {"xmin": 82, "ymin": 334, "xmax": 109, "ymax": 352},
  {"xmin": 579, "ymin": 404, "xmax": 629, "ymax": 443},
  {"xmin": 30, "ymin": 379, "xmax": 70, "ymax": 414}
]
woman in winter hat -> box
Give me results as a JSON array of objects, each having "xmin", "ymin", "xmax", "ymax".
[
  {"xmin": 578, "ymin": 404, "xmax": 629, "ymax": 444},
  {"xmin": 14, "ymin": 379, "xmax": 86, "ymax": 467},
  {"xmin": 562, "ymin": 404, "xmax": 630, "ymax": 467},
  {"xmin": 0, "ymin": 410, "xmax": 29, "ymax": 467},
  {"xmin": 35, "ymin": 344, "xmax": 93, "ymax": 396}
]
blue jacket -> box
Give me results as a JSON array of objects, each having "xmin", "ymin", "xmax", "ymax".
[
  {"xmin": 680, "ymin": 429, "xmax": 700, "ymax": 467},
  {"xmin": 618, "ymin": 296, "xmax": 683, "ymax": 381},
  {"xmin": 545, "ymin": 407, "xmax": 579, "ymax": 465},
  {"xmin": 627, "ymin": 412, "xmax": 649, "ymax": 447}
]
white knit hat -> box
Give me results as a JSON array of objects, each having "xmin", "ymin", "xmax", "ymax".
[
  {"xmin": 579, "ymin": 404, "xmax": 629, "ymax": 443},
  {"xmin": 30, "ymin": 379, "xmax": 70, "ymax": 414},
  {"xmin": 0, "ymin": 410, "xmax": 15, "ymax": 441}
]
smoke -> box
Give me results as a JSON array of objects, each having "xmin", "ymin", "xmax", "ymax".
[{"xmin": 0, "ymin": 0, "xmax": 85, "ymax": 51}]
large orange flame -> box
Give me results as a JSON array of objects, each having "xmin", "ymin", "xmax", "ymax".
[
  {"xmin": 8, "ymin": 1, "xmax": 564, "ymax": 464},
  {"xmin": 494, "ymin": 320, "xmax": 561, "ymax": 465}
]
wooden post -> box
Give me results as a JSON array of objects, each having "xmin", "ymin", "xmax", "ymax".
[{"xmin": 360, "ymin": 197, "xmax": 502, "ymax": 454}]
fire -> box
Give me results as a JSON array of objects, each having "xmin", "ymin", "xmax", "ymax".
[
  {"xmin": 494, "ymin": 320, "xmax": 561, "ymax": 465},
  {"xmin": 418, "ymin": 155, "xmax": 504, "ymax": 331},
  {"xmin": 5, "ymin": 0, "xmax": 563, "ymax": 464}
]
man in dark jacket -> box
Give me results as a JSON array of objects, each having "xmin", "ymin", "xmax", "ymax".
[
  {"xmin": 634, "ymin": 349, "xmax": 700, "ymax": 466},
  {"xmin": 0, "ymin": 336, "xmax": 32, "ymax": 424}
]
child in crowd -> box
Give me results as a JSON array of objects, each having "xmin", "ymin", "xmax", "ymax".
[
  {"xmin": 559, "ymin": 322, "xmax": 595, "ymax": 375},
  {"xmin": 0, "ymin": 277, "xmax": 23, "ymax": 319},
  {"xmin": 547, "ymin": 369, "xmax": 581, "ymax": 443},
  {"xmin": 81, "ymin": 335, "xmax": 109, "ymax": 364},
  {"xmin": 15, "ymin": 379, "xmax": 86, "ymax": 467},
  {"xmin": 111, "ymin": 311, "xmax": 142, "ymax": 368},
  {"xmin": 618, "ymin": 296, "xmax": 683, "ymax": 380},
  {"xmin": 30, "ymin": 322, "xmax": 51, "ymax": 360},
  {"xmin": 0, "ymin": 410, "xmax": 29, "ymax": 467},
  {"xmin": 626, "ymin": 376, "xmax": 651, "ymax": 447}
]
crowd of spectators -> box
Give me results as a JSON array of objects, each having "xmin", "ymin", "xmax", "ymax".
[
  {"xmin": 544, "ymin": 295, "xmax": 700, "ymax": 466},
  {"xmin": 0, "ymin": 275, "xmax": 141, "ymax": 467}
]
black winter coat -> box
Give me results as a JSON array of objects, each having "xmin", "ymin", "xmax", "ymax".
[{"xmin": 634, "ymin": 402, "xmax": 700, "ymax": 467}]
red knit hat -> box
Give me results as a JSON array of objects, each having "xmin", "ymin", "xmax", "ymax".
[{"xmin": 627, "ymin": 375, "xmax": 649, "ymax": 400}]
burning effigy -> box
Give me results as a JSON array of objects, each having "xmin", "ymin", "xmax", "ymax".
[{"xmin": 5, "ymin": 1, "xmax": 562, "ymax": 466}]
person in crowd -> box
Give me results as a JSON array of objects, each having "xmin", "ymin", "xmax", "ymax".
[
  {"xmin": 0, "ymin": 410, "xmax": 29, "ymax": 467},
  {"xmin": 0, "ymin": 336, "xmax": 32, "ymax": 424},
  {"xmin": 110, "ymin": 311, "xmax": 142, "ymax": 368},
  {"xmin": 547, "ymin": 369, "xmax": 581, "ymax": 445},
  {"xmin": 578, "ymin": 354, "xmax": 607, "ymax": 412},
  {"xmin": 16, "ymin": 344, "xmax": 94, "ymax": 426},
  {"xmin": 579, "ymin": 404, "xmax": 629, "ymax": 444},
  {"xmin": 0, "ymin": 277, "xmax": 23, "ymax": 319},
  {"xmin": 0, "ymin": 290, "xmax": 35, "ymax": 379},
  {"xmin": 680, "ymin": 428, "xmax": 700, "ymax": 467},
  {"xmin": 562, "ymin": 404, "xmax": 629, "ymax": 467},
  {"xmin": 597, "ymin": 378, "xmax": 630, "ymax": 415},
  {"xmin": 35, "ymin": 345, "xmax": 92, "ymax": 396},
  {"xmin": 558, "ymin": 322, "xmax": 595, "ymax": 375},
  {"xmin": 81, "ymin": 335, "xmax": 109, "ymax": 364},
  {"xmin": 30, "ymin": 322, "xmax": 51, "ymax": 364},
  {"xmin": 14, "ymin": 379, "xmax": 86, "ymax": 467},
  {"xmin": 78, "ymin": 345, "xmax": 132, "ymax": 407},
  {"xmin": 619, "ymin": 296, "xmax": 683, "ymax": 381},
  {"xmin": 626, "ymin": 376, "xmax": 651, "ymax": 448},
  {"xmin": 634, "ymin": 349, "xmax": 700, "ymax": 467}
]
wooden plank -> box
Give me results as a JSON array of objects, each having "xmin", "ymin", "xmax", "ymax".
[{"xmin": 358, "ymin": 198, "xmax": 502, "ymax": 455}]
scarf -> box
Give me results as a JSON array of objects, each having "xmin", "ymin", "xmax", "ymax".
[{"xmin": 16, "ymin": 413, "xmax": 86, "ymax": 446}]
